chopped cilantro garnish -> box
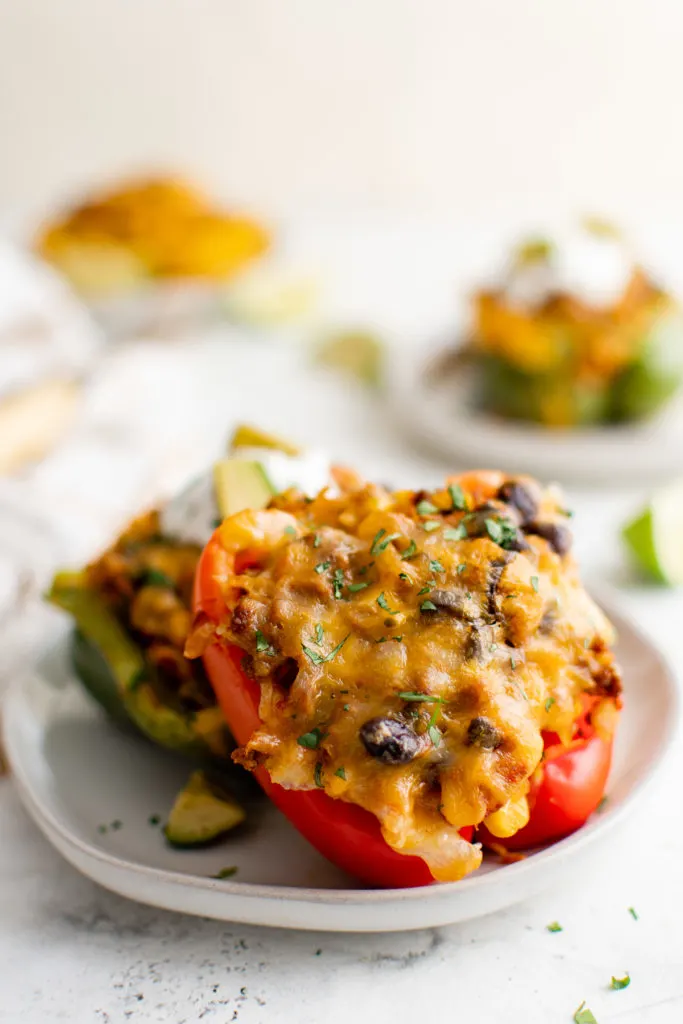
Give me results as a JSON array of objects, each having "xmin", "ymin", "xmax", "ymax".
[
  {"xmin": 148, "ymin": 814, "xmax": 161, "ymax": 827},
  {"xmin": 416, "ymin": 499, "xmax": 439, "ymax": 516},
  {"xmin": 374, "ymin": 636, "xmax": 388, "ymax": 644},
  {"xmin": 314, "ymin": 762, "xmax": 324, "ymax": 788},
  {"xmin": 332, "ymin": 569, "xmax": 345, "ymax": 599},
  {"xmin": 348, "ymin": 582, "xmax": 369, "ymax": 592},
  {"xmin": 393, "ymin": 635, "xmax": 403, "ymax": 642},
  {"xmin": 334, "ymin": 766, "xmax": 346, "ymax": 780},
  {"xmin": 573, "ymin": 1002, "xmax": 597, "ymax": 1024},
  {"xmin": 417, "ymin": 583, "xmax": 433, "ymax": 596},
  {"xmin": 377, "ymin": 592, "xmax": 398, "ymax": 614},
  {"xmin": 428, "ymin": 724, "xmax": 441, "ymax": 747},
  {"xmin": 421, "ymin": 600, "xmax": 437, "ymax": 611},
  {"xmin": 545, "ymin": 697, "xmax": 555, "ymax": 712},
  {"xmin": 297, "ymin": 727, "xmax": 325, "ymax": 749},
  {"xmin": 313, "ymin": 533, "xmax": 321, "ymax": 548},
  {"xmin": 484, "ymin": 516, "xmax": 519, "ymax": 549},
  {"xmin": 510, "ymin": 656, "xmax": 517, "ymax": 670},
  {"xmin": 610, "ymin": 974, "xmax": 630, "ymax": 991},
  {"xmin": 315, "ymin": 623, "xmax": 324, "ymax": 644},
  {"xmin": 343, "ymin": 703, "xmax": 350, "ymax": 711},
  {"xmin": 212, "ymin": 866, "xmax": 238, "ymax": 880},
  {"xmin": 376, "ymin": 532, "xmax": 401, "ymax": 552},
  {"xmin": 628, "ymin": 907, "xmax": 638, "ymax": 920},
  {"xmin": 448, "ymin": 483, "xmax": 467, "ymax": 511},
  {"xmin": 142, "ymin": 568, "xmax": 175, "ymax": 589},
  {"xmin": 546, "ymin": 921, "xmax": 563, "ymax": 933},
  {"xmin": 284, "ymin": 525, "xmax": 297, "ymax": 538},
  {"xmin": 398, "ymin": 691, "xmax": 445, "ymax": 703},
  {"xmin": 110, "ymin": 820, "xmax": 122, "ymax": 831},
  {"xmin": 302, "ymin": 635, "xmax": 350, "ymax": 664},
  {"xmin": 559, "ymin": 507, "xmax": 574, "ymax": 518},
  {"xmin": 97, "ymin": 824, "xmax": 107, "ymax": 834},
  {"xmin": 457, "ymin": 563, "xmax": 467, "ymax": 574},
  {"xmin": 398, "ymin": 572, "xmax": 410, "ymax": 581},
  {"xmin": 255, "ymin": 629, "xmax": 276, "ymax": 655},
  {"xmin": 444, "ymin": 524, "xmax": 467, "ymax": 541},
  {"xmin": 422, "ymin": 521, "xmax": 441, "ymax": 532},
  {"xmin": 370, "ymin": 529, "xmax": 387, "ymax": 555},
  {"xmin": 401, "ymin": 539, "xmax": 418, "ymax": 559},
  {"xmin": 531, "ymin": 576, "xmax": 540, "ymax": 592},
  {"xmin": 429, "ymin": 559, "xmax": 445, "ymax": 574},
  {"xmin": 314, "ymin": 560, "xmax": 331, "ymax": 574}
]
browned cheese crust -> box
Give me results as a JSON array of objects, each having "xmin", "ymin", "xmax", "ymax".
[{"xmin": 204, "ymin": 472, "xmax": 621, "ymax": 880}]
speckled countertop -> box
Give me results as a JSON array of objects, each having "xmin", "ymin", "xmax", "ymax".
[{"xmin": 2, "ymin": 322, "xmax": 683, "ymax": 1023}]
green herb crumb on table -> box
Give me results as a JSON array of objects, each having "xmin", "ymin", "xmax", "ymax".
[
  {"xmin": 212, "ymin": 866, "xmax": 238, "ymax": 880},
  {"xmin": 573, "ymin": 1001, "xmax": 598, "ymax": 1023},
  {"xmin": 610, "ymin": 974, "xmax": 631, "ymax": 990}
]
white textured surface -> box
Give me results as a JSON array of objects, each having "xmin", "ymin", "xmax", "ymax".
[{"xmin": 2, "ymin": 314, "xmax": 683, "ymax": 1019}]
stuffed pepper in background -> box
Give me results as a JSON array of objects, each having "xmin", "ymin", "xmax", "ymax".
[
  {"xmin": 470, "ymin": 221, "xmax": 683, "ymax": 427},
  {"xmin": 190, "ymin": 469, "xmax": 622, "ymax": 887},
  {"xmin": 36, "ymin": 176, "xmax": 269, "ymax": 299}
]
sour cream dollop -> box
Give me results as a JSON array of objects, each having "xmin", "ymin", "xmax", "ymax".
[{"xmin": 501, "ymin": 223, "xmax": 635, "ymax": 311}]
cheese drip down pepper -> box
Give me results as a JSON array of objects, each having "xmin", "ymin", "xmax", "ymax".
[{"xmin": 188, "ymin": 470, "xmax": 621, "ymax": 886}]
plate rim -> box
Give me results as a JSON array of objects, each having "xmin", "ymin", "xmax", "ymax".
[
  {"xmin": 3, "ymin": 590, "xmax": 680, "ymax": 918},
  {"xmin": 385, "ymin": 338, "xmax": 683, "ymax": 482}
]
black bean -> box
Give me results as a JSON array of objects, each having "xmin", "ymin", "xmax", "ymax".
[
  {"xmin": 526, "ymin": 521, "xmax": 572, "ymax": 556},
  {"xmin": 497, "ymin": 481, "xmax": 539, "ymax": 524},
  {"xmin": 429, "ymin": 589, "xmax": 476, "ymax": 619},
  {"xmin": 464, "ymin": 624, "xmax": 487, "ymax": 661},
  {"xmin": 466, "ymin": 716, "xmax": 502, "ymax": 749},
  {"xmin": 360, "ymin": 717, "xmax": 421, "ymax": 764},
  {"xmin": 504, "ymin": 529, "xmax": 531, "ymax": 553},
  {"xmin": 539, "ymin": 607, "xmax": 558, "ymax": 633},
  {"xmin": 273, "ymin": 658, "xmax": 298, "ymax": 690},
  {"xmin": 486, "ymin": 557, "xmax": 510, "ymax": 617}
]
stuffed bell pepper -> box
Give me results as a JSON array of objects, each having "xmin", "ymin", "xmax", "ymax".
[
  {"xmin": 189, "ymin": 469, "xmax": 622, "ymax": 886},
  {"xmin": 46, "ymin": 424, "xmax": 336, "ymax": 844},
  {"xmin": 470, "ymin": 221, "xmax": 683, "ymax": 427}
]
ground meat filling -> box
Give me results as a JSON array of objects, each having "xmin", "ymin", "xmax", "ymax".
[{"xmin": 201, "ymin": 472, "xmax": 621, "ymax": 882}]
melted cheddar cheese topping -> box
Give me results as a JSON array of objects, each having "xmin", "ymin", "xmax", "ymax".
[{"xmin": 197, "ymin": 471, "xmax": 621, "ymax": 882}]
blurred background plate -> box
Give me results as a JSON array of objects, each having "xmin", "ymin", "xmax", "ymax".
[{"xmin": 387, "ymin": 338, "xmax": 683, "ymax": 484}]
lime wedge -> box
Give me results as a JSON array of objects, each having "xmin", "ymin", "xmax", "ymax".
[
  {"xmin": 315, "ymin": 329, "xmax": 384, "ymax": 388},
  {"xmin": 623, "ymin": 480, "xmax": 683, "ymax": 584}
]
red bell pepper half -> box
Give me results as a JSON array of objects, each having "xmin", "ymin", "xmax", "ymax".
[{"xmin": 194, "ymin": 533, "xmax": 613, "ymax": 886}]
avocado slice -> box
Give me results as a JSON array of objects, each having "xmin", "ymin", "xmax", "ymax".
[
  {"xmin": 213, "ymin": 458, "xmax": 276, "ymax": 519},
  {"xmin": 229, "ymin": 422, "xmax": 300, "ymax": 456},
  {"xmin": 164, "ymin": 770, "xmax": 246, "ymax": 847}
]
